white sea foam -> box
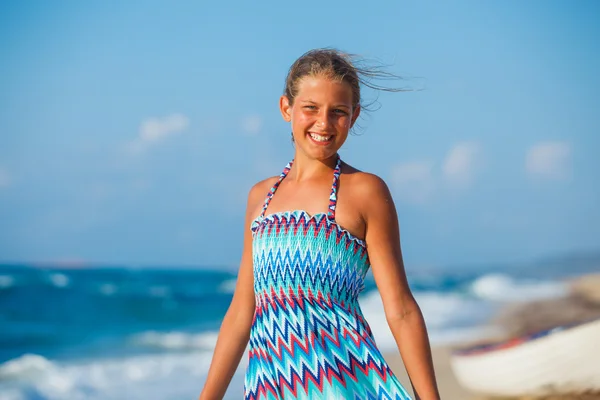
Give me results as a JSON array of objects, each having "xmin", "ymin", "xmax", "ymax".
[
  {"xmin": 130, "ymin": 330, "xmax": 219, "ymax": 350},
  {"xmin": 0, "ymin": 274, "xmax": 14, "ymax": 289},
  {"xmin": 218, "ymin": 278, "xmax": 237, "ymax": 294},
  {"xmin": 48, "ymin": 273, "xmax": 70, "ymax": 288},
  {"xmin": 359, "ymin": 289, "xmax": 497, "ymax": 348},
  {"xmin": 0, "ymin": 351, "xmax": 246, "ymax": 400},
  {"xmin": 471, "ymin": 273, "xmax": 568, "ymax": 302},
  {"xmin": 98, "ymin": 283, "xmax": 118, "ymax": 296},
  {"xmin": 0, "ymin": 388, "xmax": 25, "ymax": 400},
  {"xmin": 148, "ymin": 285, "xmax": 170, "ymax": 298},
  {"xmin": 0, "ymin": 354, "xmax": 56, "ymax": 380},
  {"xmin": 360, "ymin": 275, "xmax": 568, "ymax": 348}
]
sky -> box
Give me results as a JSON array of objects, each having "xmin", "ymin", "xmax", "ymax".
[{"xmin": 1, "ymin": 1, "xmax": 599, "ymax": 269}]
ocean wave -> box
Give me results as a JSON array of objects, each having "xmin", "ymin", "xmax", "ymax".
[
  {"xmin": 218, "ymin": 279, "xmax": 237, "ymax": 294},
  {"xmin": 0, "ymin": 351, "xmax": 244, "ymax": 400},
  {"xmin": 0, "ymin": 274, "xmax": 15, "ymax": 289},
  {"xmin": 98, "ymin": 283, "xmax": 118, "ymax": 296},
  {"xmin": 470, "ymin": 273, "xmax": 569, "ymax": 302},
  {"xmin": 359, "ymin": 289, "xmax": 496, "ymax": 348},
  {"xmin": 47, "ymin": 273, "xmax": 70, "ymax": 288},
  {"xmin": 0, "ymin": 354, "xmax": 56, "ymax": 381},
  {"xmin": 147, "ymin": 285, "xmax": 171, "ymax": 298},
  {"xmin": 129, "ymin": 331, "xmax": 219, "ymax": 350}
]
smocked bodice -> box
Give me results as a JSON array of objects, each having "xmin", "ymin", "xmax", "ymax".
[{"xmin": 251, "ymin": 210, "xmax": 369, "ymax": 307}]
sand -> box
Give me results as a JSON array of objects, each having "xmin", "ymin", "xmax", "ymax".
[
  {"xmin": 384, "ymin": 273, "xmax": 600, "ymax": 400},
  {"xmin": 386, "ymin": 346, "xmax": 474, "ymax": 400}
]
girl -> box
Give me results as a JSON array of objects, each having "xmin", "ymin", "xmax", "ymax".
[{"xmin": 200, "ymin": 49, "xmax": 440, "ymax": 400}]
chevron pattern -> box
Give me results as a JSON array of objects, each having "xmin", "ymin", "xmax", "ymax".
[{"xmin": 244, "ymin": 157, "xmax": 411, "ymax": 399}]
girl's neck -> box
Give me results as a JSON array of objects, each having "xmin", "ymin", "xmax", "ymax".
[{"xmin": 287, "ymin": 152, "xmax": 338, "ymax": 182}]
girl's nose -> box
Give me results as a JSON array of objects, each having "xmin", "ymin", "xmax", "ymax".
[{"xmin": 316, "ymin": 112, "xmax": 330, "ymax": 129}]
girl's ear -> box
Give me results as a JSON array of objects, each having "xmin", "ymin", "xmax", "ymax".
[{"xmin": 279, "ymin": 95, "xmax": 292, "ymax": 122}]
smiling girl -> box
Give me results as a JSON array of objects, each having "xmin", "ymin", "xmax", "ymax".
[{"xmin": 199, "ymin": 49, "xmax": 440, "ymax": 400}]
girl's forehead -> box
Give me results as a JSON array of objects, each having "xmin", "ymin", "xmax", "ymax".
[{"xmin": 295, "ymin": 76, "xmax": 353, "ymax": 101}]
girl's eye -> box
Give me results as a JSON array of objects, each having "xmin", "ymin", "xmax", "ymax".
[
  {"xmin": 333, "ymin": 109, "xmax": 348, "ymax": 115},
  {"xmin": 303, "ymin": 105, "xmax": 317, "ymax": 110}
]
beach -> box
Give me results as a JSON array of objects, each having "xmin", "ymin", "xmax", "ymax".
[
  {"xmin": 385, "ymin": 273, "xmax": 600, "ymax": 400},
  {"xmin": 387, "ymin": 346, "xmax": 472, "ymax": 400}
]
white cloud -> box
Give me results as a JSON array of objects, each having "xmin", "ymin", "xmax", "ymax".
[
  {"xmin": 0, "ymin": 167, "xmax": 11, "ymax": 188},
  {"xmin": 442, "ymin": 142, "xmax": 481, "ymax": 187},
  {"xmin": 526, "ymin": 141, "xmax": 572, "ymax": 180},
  {"xmin": 390, "ymin": 161, "xmax": 435, "ymax": 204},
  {"xmin": 241, "ymin": 115, "xmax": 262, "ymax": 136},
  {"xmin": 126, "ymin": 113, "xmax": 190, "ymax": 154},
  {"xmin": 390, "ymin": 142, "xmax": 482, "ymax": 205}
]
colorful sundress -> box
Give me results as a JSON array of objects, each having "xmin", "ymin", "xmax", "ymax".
[{"xmin": 244, "ymin": 155, "xmax": 411, "ymax": 399}]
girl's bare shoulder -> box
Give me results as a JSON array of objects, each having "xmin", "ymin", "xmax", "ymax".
[
  {"xmin": 340, "ymin": 162, "xmax": 392, "ymax": 201},
  {"xmin": 246, "ymin": 175, "xmax": 280, "ymax": 210}
]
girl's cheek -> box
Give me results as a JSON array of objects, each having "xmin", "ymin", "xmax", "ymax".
[
  {"xmin": 339, "ymin": 116, "xmax": 351, "ymax": 129},
  {"xmin": 295, "ymin": 111, "xmax": 313, "ymax": 124}
]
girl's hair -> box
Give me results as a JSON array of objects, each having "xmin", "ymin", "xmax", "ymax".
[{"xmin": 283, "ymin": 48, "xmax": 407, "ymax": 112}]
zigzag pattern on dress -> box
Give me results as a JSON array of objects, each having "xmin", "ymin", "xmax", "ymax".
[
  {"xmin": 244, "ymin": 155, "xmax": 411, "ymax": 399},
  {"xmin": 253, "ymin": 212, "xmax": 368, "ymax": 307}
]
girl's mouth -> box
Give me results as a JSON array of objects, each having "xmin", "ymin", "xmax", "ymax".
[{"xmin": 308, "ymin": 132, "xmax": 333, "ymax": 144}]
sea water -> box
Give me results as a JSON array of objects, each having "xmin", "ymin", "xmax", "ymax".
[{"xmin": 0, "ymin": 262, "xmax": 583, "ymax": 399}]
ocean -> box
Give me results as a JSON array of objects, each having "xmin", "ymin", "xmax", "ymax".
[{"xmin": 0, "ymin": 261, "xmax": 591, "ymax": 400}]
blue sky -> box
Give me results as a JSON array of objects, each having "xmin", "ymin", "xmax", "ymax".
[{"xmin": 1, "ymin": 1, "xmax": 599, "ymax": 269}]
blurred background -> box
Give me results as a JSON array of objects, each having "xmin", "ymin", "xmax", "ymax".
[{"xmin": 0, "ymin": 1, "xmax": 599, "ymax": 399}]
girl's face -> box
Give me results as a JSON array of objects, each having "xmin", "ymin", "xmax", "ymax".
[{"xmin": 280, "ymin": 75, "xmax": 360, "ymax": 161}]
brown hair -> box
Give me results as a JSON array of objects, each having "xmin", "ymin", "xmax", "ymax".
[{"xmin": 283, "ymin": 48, "xmax": 407, "ymax": 113}]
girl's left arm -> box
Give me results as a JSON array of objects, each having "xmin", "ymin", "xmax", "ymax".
[{"xmin": 362, "ymin": 175, "xmax": 440, "ymax": 400}]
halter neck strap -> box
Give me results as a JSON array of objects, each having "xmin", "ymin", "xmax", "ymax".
[{"xmin": 259, "ymin": 154, "xmax": 341, "ymax": 221}]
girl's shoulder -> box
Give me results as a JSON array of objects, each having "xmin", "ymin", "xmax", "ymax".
[
  {"xmin": 250, "ymin": 175, "xmax": 279, "ymax": 195},
  {"xmin": 246, "ymin": 175, "xmax": 280, "ymax": 212},
  {"xmin": 340, "ymin": 162, "xmax": 392, "ymax": 199}
]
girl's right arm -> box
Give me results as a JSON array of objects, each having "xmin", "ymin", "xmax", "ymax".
[{"xmin": 199, "ymin": 183, "xmax": 266, "ymax": 400}]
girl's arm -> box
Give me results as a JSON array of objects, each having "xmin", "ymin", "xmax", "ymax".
[
  {"xmin": 199, "ymin": 183, "xmax": 265, "ymax": 400},
  {"xmin": 362, "ymin": 175, "xmax": 440, "ymax": 400}
]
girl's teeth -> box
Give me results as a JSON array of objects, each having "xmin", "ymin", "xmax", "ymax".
[{"xmin": 309, "ymin": 133, "xmax": 332, "ymax": 142}]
